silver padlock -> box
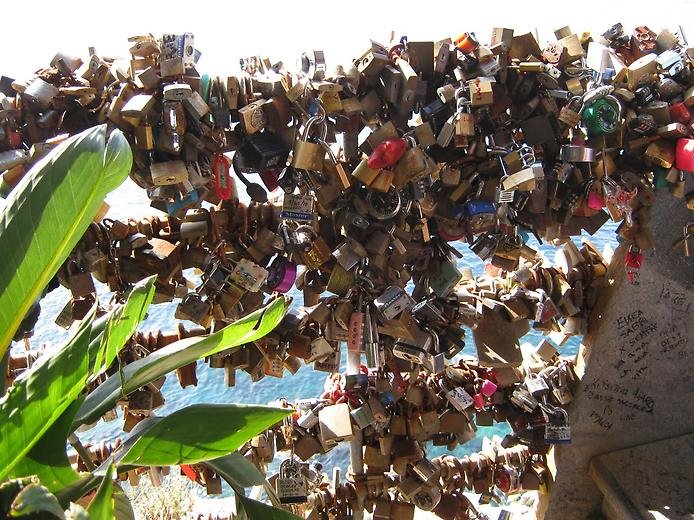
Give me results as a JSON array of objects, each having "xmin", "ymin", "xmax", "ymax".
[
  {"xmin": 374, "ymin": 285, "xmax": 414, "ymax": 320},
  {"xmin": 445, "ymin": 386, "xmax": 475, "ymax": 412},
  {"xmin": 392, "ymin": 329, "xmax": 432, "ymax": 366},
  {"xmin": 350, "ymin": 403, "xmax": 375, "ymax": 430},
  {"xmin": 510, "ymin": 387, "xmax": 539, "ymax": 412},
  {"xmin": 525, "ymin": 372, "xmax": 550, "ymax": 397},
  {"xmin": 297, "ymin": 402, "xmax": 325, "ymax": 430},
  {"xmin": 544, "ymin": 408, "xmax": 571, "ymax": 445},
  {"xmin": 275, "ymin": 459, "xmax": 308, "ymax": 504},
  {"xmin": 333, "ymin": 238, "xmax": 368, "ymax": 271},
  {"xmin": 547, "ymin": 365, "xmax": 573, "ymax": 405}
]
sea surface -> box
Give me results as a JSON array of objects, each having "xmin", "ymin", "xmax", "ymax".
[{"xmin": 11, "ymin": 176, "xmax": 619, "ymax": 501}]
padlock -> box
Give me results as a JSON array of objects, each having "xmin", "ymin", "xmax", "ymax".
[
  {"xmin": 275, "ymin": 459, "xmax": 308, "ymax": 504},
  {"xmin": 411, "ymin": 486, "xmax": 442, "ymax": 512},
  {"xmin": 291, "ymin": 115, "xmax": 326, "ymax": 171},
  {"xmin": 318, "ymin": 402, "xmax": 354, "ymax": 442},
  {"xmin": 238, "ymin": 100, "xmax": 267, "ymax": 134},
  {"xmin": 175, "ymin": 292, "xmax": 212, "ymax": 326},
  {"xmin": 548, "ymin": 366, "xmax": 573, "ymax": 405},
  {"xmin": 150, "ymin": 160, "xmax": 189, "ymax": 186},
  {"xmin": 350, "ymin": 403, "xmax": 375, "ymax": 430},
  {"xmin": 230, "ymin": 258, "xmax": 268, "ymax": 292},
  {"xmin": 675, "ymin": 138, "xmax": 694, "ymax": 172},
  {"xmin": 510, "ymin": 387, "xmax": 539, "ymax": 413},
  {"xmin": 525, "ymin": 372, "xmax": 550, "ymax": 397},
  {"xmin": 444, "ymin": 386, "xmax": 475, "ymax": 412},
  {"xmin": 333, "ymin": 238, "xmax": 368, "ymax": 271},
  {"xmin": 495, "ymin": 465, "xmax": 522, "ymax": 495},
  {"xmin": 373, "ymin": 285, "xmax": 414, "ymax": 320},
  {"xmin": 544, "ymin": 407, "xmax": 571, "ymax": 444},
  {"xmin": 68, "ymin": 263, "xmax": 96, "ymax": 298},
  {"xmin": 314, "ymin": 343, "xmax": 341, "ymax": 372},
  {"xmin": 558, "ymin": 96, "xmax": 583, "ymax": 127}
]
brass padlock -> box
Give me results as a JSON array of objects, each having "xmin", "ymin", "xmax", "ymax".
[
  {"xmin": 238, "ymin": 100, "xmax": 267, "ymax": 134},
  {"xmin": 291, "ymin": 115, "xmax": 326, "ymax": 171},
  {"xmin": 175, "ymin": 292, "xmax": 212, "ymax": 327},
  {"xmin": 150, "ymin": 160, "xmax": 189, "ymax": 186},
  {"xmin": 68, "ymin": 263, "xmax": 95, "ymax": 299}
]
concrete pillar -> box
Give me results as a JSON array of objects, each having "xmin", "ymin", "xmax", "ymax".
[{"xmin": 545, "ymin": 185, "xmax": 694, "ymax": 519}]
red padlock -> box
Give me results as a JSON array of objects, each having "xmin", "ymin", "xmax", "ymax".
[
  {"xmin": 259, "ymin": 167, "xmax": 281, "ymax": 192},
  {"xmin": 624, "ymin": 244, "xmax": 643, "ymax": 283},
  {"xmin": 669, "ymin": 102, "xmax": 691, "ymax": 125},
  {"xmin": 675, "ymin": 138, "xmax": 694, "ymax": 172},
  {"xmin": 368, "ymin": 138, "xmax": 408, "ymax": 169},
  {"xmin": 495, "ymin": 465, "xmax": 523, "ymax": 494},
  {"xmin": 8, "ymin": 131, "xmax": 22, "ymax": 148}
]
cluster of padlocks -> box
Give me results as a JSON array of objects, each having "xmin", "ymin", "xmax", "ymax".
[{"xmin": 2, "ymin": 23, "xmax": 694, "ymax": 519}]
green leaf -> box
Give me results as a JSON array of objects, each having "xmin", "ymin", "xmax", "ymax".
[
  {"xmin": 238, "ymin": 496, "xmax": 302, "ymax": 520},
  {"xmin": 207, "ymin": 453, "xmax": 267, "ymax": 488},
  {"xmin": 10, "ymin": 482, "xmax": 65, "ymax": 519},
  {"xmin": 87, "ymin": 464, "xmax": 114, "ymax": 520},
  {"xmin": 207, "ymin": 453, "xmax": 282, "ymax": 508},
  {"xmin": 120, "ymin": 404, "xmax": 291, "ymax": 466},
  {"xmin": 112, "ymin": 484, "xmax": 134, "ymax": 520},
  {"xmin": 75, "ymin": 297, "xmax": 288, "ymax": 427},
  {"xmin": 54, "ymin": 476, "xmax": 101, "ymax": 510},
  {"xmin": 0, "ymin": 308, "xmax": 95, "ymax": 481},
  {"xmin": 0, "ymin": 277, "xmax": 156, "ymax": 482},
  {"xmin": 91, "ymin": 275, "xmax": 156, "ymax": 380},
  {"xmin": 0, "ymin": 124, "xmax": 132, "ymax": 356},
  {"xmin": 10, "ymin": 398, "xmax": 85, "ymax": 492}
]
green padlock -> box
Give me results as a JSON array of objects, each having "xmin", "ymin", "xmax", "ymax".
[{"xmin": 582, "ymin": 96, "xmax": 621, "ymax": 136}]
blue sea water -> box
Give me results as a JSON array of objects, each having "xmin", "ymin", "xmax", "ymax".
[{"xmin": 12, "ymin": 177, "xmax": 619, "ymax": 477}]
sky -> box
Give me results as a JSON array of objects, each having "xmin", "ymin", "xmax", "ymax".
[{"xmin": 2, "ymin": 0, "xmax": 693, "ymax": 80}]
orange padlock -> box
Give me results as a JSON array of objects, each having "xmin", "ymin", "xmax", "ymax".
[{"xmin": 454, "ymin": 32, "xmax": 479, "ymax": 54}]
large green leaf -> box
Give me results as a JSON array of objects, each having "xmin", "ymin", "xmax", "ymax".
[
  {"xmin": 0, "ymin": 277, "xmax": 157, "ymax": 481},
  {"xmin": 90, "ymin": 275, "xmax": 156, "ymax": 381},
  {"xmin": 87, "ymin": 464, "xmax": 114, "ymax": 520},
  {"xmin": 0, "ymin": 308, "xmax": 95, "ymax": 481},
  {"xmin": 238, "ymin": 496, "xmax": 302, "ymax": 520},
  {"xmin": 75, "ymin": 297, "xmax": 288, "ymax": 427},
  {"xmin": 0, "ymin": 124, "xmax": 132, "ymax": 355},
  {"xmin": 119, "ymin": 404, "xmax": 291, "ymax": 466},
  {"xmin": 10, "ymin": 398, "xmax": 85, "ymax": 492}
]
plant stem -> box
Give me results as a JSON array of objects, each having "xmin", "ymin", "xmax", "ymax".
[{"xmin": 68, "ymin": 433, "xmax": 96, "ymax": 472}]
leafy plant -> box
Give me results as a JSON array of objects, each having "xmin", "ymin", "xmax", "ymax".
[
  {"xmin": 0, "ymin": 127, "xmax": 293, "ymax": 518},
  {"xmin": 0, "ymin": 124, "xmax": 132, "ymax": 356},
  {"xmin": 1, "ymin": 288, "xmax": 291, "ymax": 518}
]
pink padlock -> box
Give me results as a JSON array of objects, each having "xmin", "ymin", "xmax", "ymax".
[
  {"xmin": 587, "ymin": 190, "xmax": 605, "ymax": 210},
  {"xmin": 478, "ymin": 378, "xmax": 498, "ymax": 397},
  {"xmin": 675, "ymin": 138, "xmax": 694, "ymax": 172},
  {"xmin": 472, "ymin": 393, "xmax": 485, "ymax": 409}
]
